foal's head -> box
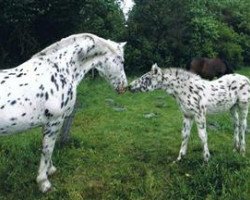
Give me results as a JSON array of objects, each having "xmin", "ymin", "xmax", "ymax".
[{"xmin": 129, "ymin": 63, "xmax": 163, "ymax": 92}]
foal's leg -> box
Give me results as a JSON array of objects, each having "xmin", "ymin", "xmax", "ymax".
[
  {"xmin": 238, "ymin": 102, "xmax": 249, "ymax": 155},
  {"xmin": 36, "ymin": 120, "xmax": 63, "ymax": 193},
  {"xmin": 176, "ymin": 116, "xmax": 193, "ymax": 161},
  {"xmin": 48, "ymin": 160, "xmax": 57, "ymax": 176},
  {"xmin": 195, "ymin": 115, "xmax": 210, "ymax": 162},
  {"xmin": 230, "ymin": 105, "xmax": 240, "ymax": 152}
]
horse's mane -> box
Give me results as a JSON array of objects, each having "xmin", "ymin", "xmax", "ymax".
[
  {"xmin": 32, "ymin": 33, "xmax": 119, "ymax": 58},
  {"xmin": 164, "ymin": 68, "xmax": 202, "ymax": 81}
]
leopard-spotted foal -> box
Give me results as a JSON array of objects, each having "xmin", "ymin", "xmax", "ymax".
[{"xmin": 129, "ymin": 64, "xmax": 250, "ymax": 162}]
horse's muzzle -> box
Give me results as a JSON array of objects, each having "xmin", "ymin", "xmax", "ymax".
[
  {"xmin": 116, "ymin": 86, "xmax": 127, "ymax": 94},
  {"xmin": 116, "ymin": 81, "xmax": 128, "ymax": 94},
  {"xmin": 127, "ymin": 85, "xmax": 139, "ymax": 93}
]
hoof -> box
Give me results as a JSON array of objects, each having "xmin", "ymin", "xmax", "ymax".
[
  {"xmin": 233, "ymin": 145, "xmax": 240, "ymax": 153},
  {"xmin": 172, "ymin": 160, "xmax": 179, "ymax": 164},
  {"xmin": 173, "ymin": 156, "xmax": 182, "ymax": 164},
  {"xmin": 38, "ymin": 180, "xmax": 52, "ymax": 193},
  {"xmin": 203, "ymin": 153, "xmax": 210, "ymax": 162},
  {"xmin": 233, "ymin": 148, "xmax": 240, "ymax": 152},
  {"xmin": 240, "ymin": 149, "xmax": 246, "ymax": 157},
  {"xmin": 48, "ymin": 165, "xmax": 57, "ymax": 176}
]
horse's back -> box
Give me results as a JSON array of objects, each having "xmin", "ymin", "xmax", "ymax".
[
  {"xmin": 218, "ymin": 73, "xmax": 250, "ymax": 102},
  {"xmin": 230, "ymin": 74, "xmax": 250, "ymax": 102}
]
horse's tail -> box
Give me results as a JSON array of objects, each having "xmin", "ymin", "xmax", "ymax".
[{"xmin": 222, "ymin": 59, "xmax": 234, "ymax": 74}]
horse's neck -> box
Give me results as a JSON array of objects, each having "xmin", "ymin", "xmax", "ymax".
[
  {"xmin": 44, "ymin": 38, "xmax": 103, "ymax": 86},
  {"xmin": 162, "ymin": 69, "xmax": 197, "ymax": 94},
  {"xmin": 67, "ymin": 43, "xmax": 105, "ymax": 86},
  {"xmin": 73, "ymin": 55, "xmax": 104, "ymax": 85}
]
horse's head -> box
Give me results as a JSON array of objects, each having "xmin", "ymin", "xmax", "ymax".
[
  {"xmin": 129, "ymin": 63, "xmax": 163, "ymax": 92},
  {"xmin": 96, "ymin": 42, "xmax": 128, "ymax": 94}
]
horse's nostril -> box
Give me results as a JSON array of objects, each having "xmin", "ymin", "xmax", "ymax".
[{"xmin": 116, "ymin": 86, "xmax": 126, "ymax": 94}]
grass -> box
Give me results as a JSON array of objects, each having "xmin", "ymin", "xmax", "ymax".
[{"xmin": 0, "ymin": 69, "xmax": 250, "ymax": 199}]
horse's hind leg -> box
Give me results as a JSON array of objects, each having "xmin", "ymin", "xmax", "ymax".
[
  {"xmin": 230, "ymin": 105, "xmax": 240, "ymax": 152},
  {"xmin": 36, "ymin": 120, "xmax": 63, "ymax": 193},
  {"xmin": 195, "ymin": 115, "xmax": 210, "ymax": 162},
  {"xmin": 176, "ymin": 116, "xmax": 193, "ymax": 161},
  {"xmin": 238, "ymin": 102, "xmax": 249, "ymax": 155}
]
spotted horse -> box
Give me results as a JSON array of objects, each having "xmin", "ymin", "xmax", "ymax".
[
  {"xmin": 0, "ymin": 33, "xmax": 127, "ymax": 192},
  {"xmin": 129, "ymin": 63, "xmax": 250, "ymax": 162}
]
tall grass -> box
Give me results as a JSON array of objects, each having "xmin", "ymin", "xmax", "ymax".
[{"xmin": 0, "ymin": 69, "xmax": 250, "ymax": 199}]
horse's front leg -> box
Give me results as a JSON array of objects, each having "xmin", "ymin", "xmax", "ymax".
[
  {"xmin": 36, "ymin": 120, "xmax": 63, "ymax": 193},
  {"xmin": 195, "ymin": 115, "xmax": 210, "ymax": 162},
  {"xmin": 176, "ymin": 116, "xmax": 193, "ymax": 161}
]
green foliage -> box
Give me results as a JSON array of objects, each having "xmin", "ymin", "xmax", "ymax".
[
  {"xmin": 0, "ymin": 0, "xmax": 250, "ymax": 72},
  {"xmin": 0, "ymin": 70, "xmax": 250, "ymax": 199},
  {"xmin": 78, "ymin": 0, "xmax": 126, "ymax": 40},
  {"xmin": 0, "ymin": 0, "xmax": 125, "ymax": 68},
  {"xmin": 126, "ymin": 0, "xmax": 250, "ymax": 73},
  {"xmin": 125, "ymin": 0, "xmax": 191, "ymax": 73}
]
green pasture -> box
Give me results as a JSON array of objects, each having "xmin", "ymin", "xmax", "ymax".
[{"xmin": 0, "ymin": 68, "xmax": 250, "ymax": 199}]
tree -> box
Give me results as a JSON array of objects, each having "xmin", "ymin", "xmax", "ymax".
[
  {"xmin": 125, "ymin": 0, "xmax": 250, "ymax": 73},
  {"xmin": 0, "ymin": 0, "xmax": 126, "ymax": 68},
  {"xmin": 78, "ymin": 0, "xmax": 126, "ymax": 40},
  {"xmin": 125, "ymin": 0, "xmax": 197, "ymax": 73}
]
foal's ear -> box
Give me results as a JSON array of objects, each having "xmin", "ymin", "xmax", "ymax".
[
  {"xmin": 152, "ymin": 63, "xmax": 162, "ymax": 75},
  {"xmin": 119, "ymin": 42, "xmax": 127, "ymax": 49}
]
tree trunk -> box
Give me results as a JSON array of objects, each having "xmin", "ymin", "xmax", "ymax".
[{"xmin": 59, "ymin": 100, "xmax": 78, "ymax": 146}]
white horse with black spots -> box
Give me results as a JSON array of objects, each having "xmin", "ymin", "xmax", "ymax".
[
  {"xmin": 0, "ymin": 33, "xmax": 127, "ymax": 192},
  {"xmin": 129, "ymin": 63, "xmax": 250, "ymax": 162}
]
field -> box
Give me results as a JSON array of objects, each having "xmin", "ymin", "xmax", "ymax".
[{"xmin": 0, "ymin": 68, "xmax": 250, "ymax": 199}]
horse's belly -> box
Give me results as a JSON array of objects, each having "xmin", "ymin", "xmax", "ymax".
[
  {"xmin": 206, "ymin": 98, "xmax": 236, "ymax": 114},
  {"xmin": 0, "ymin": 121, "xmax": 41, "ymax": 135},
  {"xmin": 0, "ymin": 117, "xmax": 42, "ymax": 135},
  {"xmin": 0, "ymin": 105, "xmax": 44, "ymax": 135}
]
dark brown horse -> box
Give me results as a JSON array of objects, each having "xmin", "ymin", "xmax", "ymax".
[{"xmin": 186, "ymin": 57, "xmax": 234, "ymax": 80}]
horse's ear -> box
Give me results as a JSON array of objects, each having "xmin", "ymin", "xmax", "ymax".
[
  {"xmin": 119, "ymin": 42, "xmax": 127, "ymax": 48},
  {"xmin": 152, "ymin": 63, "xmax": 161, "ymax": 75}
]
